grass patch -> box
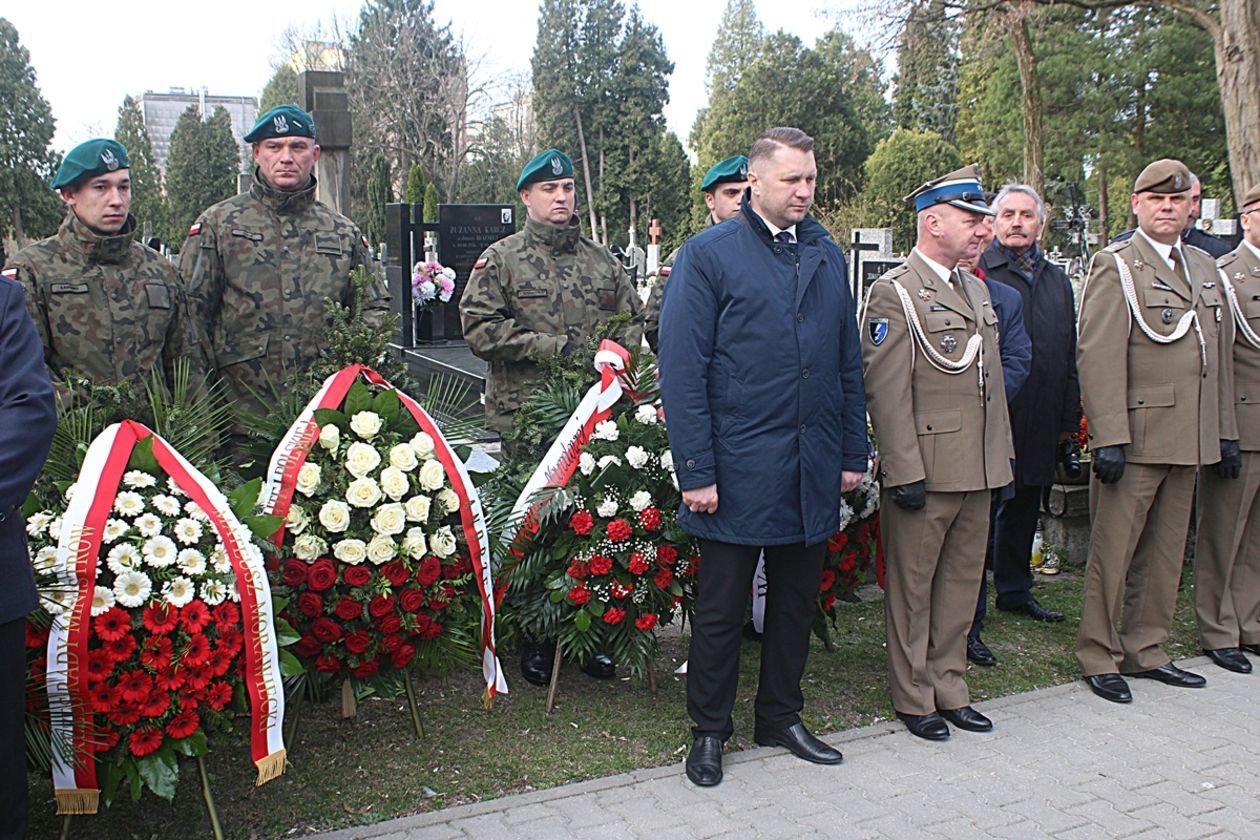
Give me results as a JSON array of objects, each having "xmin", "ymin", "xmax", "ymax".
[{"xmin": 30, "ymin": 568, "xmax": 1204, "ymax": 838}]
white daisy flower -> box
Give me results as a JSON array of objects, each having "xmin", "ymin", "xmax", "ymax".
[
  {"xmin": 32, "ymin": 546, "xmax": 59, "ymax": 574},
  {"xmin": 209, "ymin": 544, "xmax": 232, "ymax": 574},
  {"xmin": 166, "ymin": 476, "xmax": 187, "ymax": 497},
  {"xmin": 114, "ymin": 491, "xmax": 145, "ymax": 517},
  {"xmin": 177, "ymin": 548, "xmax": 207, "ymax": 576},
  {"xmin": 25, "ymin": 512, "xmax": 53, "ymax": 538},
  {"xmin": 183, "ymin": 500, "xmax": 209, "ymax": 522},
  {"xmin": 44, "ymin": 588, "xmax": 75, "ymax": 616},
  {"xmin": 151, "ymin": 494, "xmax": 182, "ymax": 516},
  {"xmin": 200, "ymin": 579, "xmax": 228, "ymax": 606},
  {"xmin": 45, "ymin": 517, "xmax": 62, "ymax": 540},
  {"xmin": 174, "ymin": 518, "xmax": 204, "ymax": 546},
  {"xmin": 122, "ymin": 470, "xmax": 157, "ymax": 489},
  {"xmin": 102, "ymin": 518, "xmax": 130, "ymax": 544},
  {"xmin": 113, "ymin": 569, "xmax": 153, "ymax": 608},
  {"xmin": 133, "ymin": 513, "xmax": 163, "ymax": 538},
  {"xmin": 162, "ymin": 576, "xmax": 196, "ymax": 608},
  {"xmin": 105, "ymin": 543, "xmax": 142, "ymax": 575},
  {"xmin": 226, "ymin": 579, "xmax": 240, "ymax": 603},
  {"xmin": 90, "ymin": 585, "xmax": 116, "ymax": 617},
  {"xmin": 143, "ymin": 535, "xmax": 178, "ymax": 568}
]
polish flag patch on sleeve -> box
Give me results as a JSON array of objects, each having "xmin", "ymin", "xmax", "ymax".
[
  {"xmin": 361, "ymin": 234, "xmax": 370, "ymax": 250},
  {"xmin": 188, "ymin": 222, "xmax": 202, "ymax": 236},
  {"xmin": 473, "ymin": 258, "xmax": 488, "ymax": 270},
  {"xmin": 659, "ymin": 266, "xmax": 671, "ymax": 277},
  {"xmin": 1, "ymin": 267, "xmax": 18, "ymax": 281}
]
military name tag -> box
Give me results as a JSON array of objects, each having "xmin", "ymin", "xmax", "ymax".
[
  {"xmin": 229, "ymin": 229, "xmax": 263, "ymax": 242},
  {"xmin": 1203, "ymin": 281, "xmax": 1216, "ymax": 289},
  {"xmin": 597, "ymin": 288, "xmax": 618, "ymax": 311},
  {"xmin": 941, "ymin": 334, "xmax": 957, "ymax": 353},
  {"xmin": 50, "ymin": 282, "xmax": 88, "ymax": 294},
  {"xmin": 145, "ymin": 283, "xmax": 172, "ymax": 310},
  {"xmin": 517, "ymin": 287, "xmax": 548, "ymax": 299},
  {"xmin": 929, "ymin": 305, "xmax": 947, "ymax": 312},
  {"xmin": 1152, "ymin": 281, "xmax": 1174, "ymax": 291},
  {"xmin": 868, "ymin": 318, "xmax": 888, "ymax": 345}
]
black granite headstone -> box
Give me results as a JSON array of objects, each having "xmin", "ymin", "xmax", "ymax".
[{"xmin": 429, "ymin": 204, "xmax": 515, "ymax": 340}]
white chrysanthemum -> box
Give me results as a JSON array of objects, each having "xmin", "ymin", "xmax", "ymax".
[
  {"xmin": 105, "ymin": 543, "xmax": 142, "ymax": 575},
  {"xmin": 134, "ymin": 513, "xmax": 163, "ymax": 538},
  {"xmin": 25, "ymin": 511, "xmax": 53, "ymax": 537},
  {"xmin": 634, "ymin": 404, "xmax": 659, "ymax": 425},
  {"xmin": 593, "ymin": 420, "xmax": 619, "ymax": 441},
  {"xmin": 114, "ymin": 569, "xmax": 153, "ymax": 608},
  {"xmin": 430, "ymin": 526, "xmax": 457, "ymax": 558},
  {"xmin": 597, "ymin": 497, "xmax": 619, "ymax": 518},
  {"xmin": 660, "ymin": 451, "xmax": 674, "ymax": 472},
  {"xmin": 380, "ymin": 466, "xmax": 411, "ymax": 500},
  {"xmin": 174, "ymin": 517, "xmax": 204, "ymax": 546},
  {"xmin": 597, "ymin": 455, "xmax": 622, "ymax": 470},
  {"xmin": 410, "ymin": 432, "xmax": 436, "ymax": 459},
  {"xmin": 417, "ymin": 459, "xmax": 445, "ymax": 492},
  {"xmin": 114, "ymin": 491, "xmax": 145, "ymax": 517},
  {"xmin": 349, "ymin": 411, "xmax": 383, "ymax": 439},
  {"xmin": 334, "ymin": 538, "xmax": 367, "ymax": 565},
  {"xmin": 579, "ymin": 452, "xmax": 596, "ymax": 476},
  {"xmin": 371, "ymin": 503, "xmax": 407, "ymax": 536},
  {"xmin": 404, "ymin": 495, "xmax": 431, "ymax": 522},
  {"xmin": 287, "ymin": 504, "xmax": 309, "ymax": 535},
  {"xmin": 345, "ymin": 442, "xmax": 382, "ymax": 478},
  {"xmin": 183, "ymin": 500, "xmax": 209, "ymax": 522},
  {"xmin": 389, "ymin": 443, "xmax": 418, "ymax": 471},
  {"xmin": 177, "ymin": 548, "xmax": 207, "ymax": 576},
  {"xmin": 293, "ymin": 533, "xmax": 327, "ymax": 561},
  {"xmin": 295, "ymin": 462, "xmax": 322, "ymax": 497},
  {"xmin": 32, "ymin": 546, "xmax": 59, "ymax": 574},
  {"xmin": 151, "ymin": 494, "xmax": 182, "ymax": 516},
  {"xmin": 319, "ymin": 499, "xmax": 351, "ymax": 532},
  {"xmin": 122, "ymin": 470, "xmax": 157, "ymax": 489},
  {"xmin": 437, "ymin": 488, "xmax": 460, "ymax": 514},
  {"xmin": 200, "ymin": 579, "xmax": 228, "ymax": 606},
  {"xmin": 367, "ymin": 534, "xmax": 398, "ymax": 565},
  {"xmin": 209, "ymin": 544, "xmax": 232, "ymax": 574},
  {"xmin": 629, "ymin": 490, "xmax": 653, "ymax": 512},
  {"xmin": 90, "ymin": 585, "xmax": 116, "ymax": 616},
  {"xmin": 346, "ymin": 477, "xmax": 383, "ymax": 508},
  {"xmin": 318, "ymin": 423, "xmax": 340, "ymax": 452},
  {"xmin": 143, "ymin": 535, "xmax": 178, "ymax": 568},
  {"xmin": 163, "ymin": 576, "xmax": 196, "ymax": 608},
  {"xmin": 102, "ymin": 518, "xmax": 130, "ymax": 544},
  {"xmin": 166, "ymin": 476, "xmax": 187, "ymax": 497},
  {"xmin": 401, "ymin": 527, "xmax": 427, "ymax": 559},
  {"xmin": 625, "ymin": 446, "xmax": 650, "ymax": 469}
]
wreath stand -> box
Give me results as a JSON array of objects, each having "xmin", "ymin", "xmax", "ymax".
[{"xmin": 543, "ymin": 642, "xmax": 658, "ymax": 715}]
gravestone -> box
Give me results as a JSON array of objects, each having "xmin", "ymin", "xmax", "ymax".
[
  {"xmin": 431, "ymin": 204, "xmax": 516, "ymax": 341},
  {"xmin": 299, "ymin": 71, "xmax": 351, "ymax": 217}
]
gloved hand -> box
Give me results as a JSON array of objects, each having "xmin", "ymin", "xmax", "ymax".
[
  {"xmin": 560, "ymin": 340, "xmax": 578, "ymax": 357},
  {"xmin": 1092, "ymin": 445, "xmax": 1126, "ymax": 484},
  {"xmin": 1214, "ymin": 439, "xmax": 1242, "ymax": 479},
  {"xmin": 891, "ymin": 480, "xmax": 926, "ymax": 511},
  {"xmin": 1058, "ymin": 439, "xmax": 1083, "ymax": 480}
]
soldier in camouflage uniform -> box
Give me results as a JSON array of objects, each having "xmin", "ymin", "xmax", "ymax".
[
  {"xmin": 644, "ymin": 155, "xmax": 748, "ymax": 352},
  {"xmin": 461, "ymin": 148, "xmax": 643, "ymax": 441},
  {"xmin": 4, "ymin": 138, "xmax": 195, "ymax": 394},
  {"xmin": 180, "ymin": 104, "xmax": 388, "ymax": 428}
]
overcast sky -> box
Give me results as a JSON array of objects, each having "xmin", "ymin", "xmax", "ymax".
[{"xmin": 9, "ymin": 0, "xmax": 874, "ymax": 156}]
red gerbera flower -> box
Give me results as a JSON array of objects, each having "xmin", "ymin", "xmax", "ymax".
[
  {"xmin": 117, "ymin": 671, "xmax": 154, "ymax": 704},
  {"xmin": 203, "ymin": 681, "xmax": 233, "ymax": 711},
  {"xmin": 217, "ymin": 628, "xmax": 244, "ymax": 656},
  {"xmin": 25, "ymin": 621, "xmax": 49, "ymax": 649},
  {"xmin": 110, "ymin": 702, "xmax": 142, "ymax": 727},
  {"xmin": 140, "ymin": 636, "xmax": 173, "ymax": 670},
  {"xmin": 89, "ymin": 683, "xmax": 119, "ymax": 714},
  {"xmin": 142, "ymin": 603, "xmax": 180, "ymax": 635},
  {"xmin": 213, "ymin": 602, "xmax": 240, "ymax": 631},
  {"xmin": 207, "ymin": 648, "xmax": 234, "ymax": 677},
  {"xmin": 166, "ymin": 709, "xmax": 200, "ymax": 740},
  {"xmin": 86, "ymin": 649, "xmax": 114, "ymax": 683},
  {"xmin": 90, "ymin": 728, "xmax": 120, "ymax": 754},
  {"xmin": 93, "ymin": 607, "xmax": 131, "ymax": 642},
  {"xmin": 106, "ymin": 633, "xmax": 137, "ymax": 664},
  {"xmin": 181, "ymin": 600, "xmax": 211, "ymax": 634},
  {"xmin": 180, "ymin": 635, "xmax": 211, "ymax": 667},
  {"xmin": 129, "ymin": 728, "xmax": 164, "ymax": 757},
  {"xmin": 141, "ymin": 691, "xmax": 171, "ymax": 719},
  {"xmin": 155, "ymin": 667, "xmax": 186, "ymax": 692}
]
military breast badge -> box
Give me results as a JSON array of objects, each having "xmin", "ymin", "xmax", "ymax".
[{"xmin": 941, "ymin": 334, "xmax": 958, "ymax": 353}]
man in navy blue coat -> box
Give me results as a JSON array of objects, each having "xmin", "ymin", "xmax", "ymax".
[
  {"xmin": 659, "ymin": 127, "xmax": 868, "ymax": 787},
  {"xmin": 0, "ymin": 274, "xmax": 56, "ymax": 838}
]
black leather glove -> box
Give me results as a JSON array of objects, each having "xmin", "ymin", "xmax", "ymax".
[
  {"xmin": 1058, "ymin": 439, "xmax": 1083, "ymax": 480},
  {"xmin": 891, "ymin": 480, "xmax": 926, "ymax": 511},
  {"xmin": 560, "ymin": 340, "xmax": 579, "ymax": 357},
  {"xmin": 1092, "ymin": 445, "xmax": 1126, "ymax": 484},
  {"xmin": 1214, "ymin": 439, "xmax": 1242, "ymax": 480}
]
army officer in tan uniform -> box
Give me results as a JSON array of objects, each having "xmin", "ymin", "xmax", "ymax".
[
  {"xmin": 1194, "ymin": 183, "xmax": 1260, "ymax": 674},
  {"xmin": 1076, "ymin": 159, "xmax": 1238, "ymax": 703},
  {"xmin": 862, "ymin": 165, "xmax": 1014, "ymax": 741}
]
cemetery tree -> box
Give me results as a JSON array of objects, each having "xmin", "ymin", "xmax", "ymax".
[
  {"xmin": 364, "ymin": 153, "xmax": 392, "ymax": 249},
  {"xmin": 0, "ymin": 18, "xmax": 63, "ymax": 245},
  {"xmin": 113, "ymin": 95, "xmax": 165, "ymax": 238},
  {"xmin": 423, "ymin": 182, "xmax": 439, "ymax": 223},
  {"xmin": 892, "ymin": 0, "xmax": 960, "ymax": 145},
  {"xmin": 164, "ymin": 106, "xmax": 240, "ymax": 245},
  {"xmin": 406, "ymin": 163, "xmax": 425, "ymax": 204},
  {"xmin": 260, "ymin": 64, "xmax": 300, "ymax": 113},
  {"xmin": 705, "ymin": 0, "xmax": 766, "ymax": 96},
  {"xmin": 859, "ymin": 128, "xmax": 963, "ymax": 252}
]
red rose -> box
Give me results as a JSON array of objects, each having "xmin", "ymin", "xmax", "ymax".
[
  {"xmin": 282, "ymin": 559, "xmax": 309, "ymax": 587},
  {"xmin": 380, "ymin": 633, "xmax": 404, "ymax": 652},
  {"xmin": 343, "ymin": 565, "xmax": 372, "ymax": 587},
  {"xmin": 568, "ymin": 585, "xmax": 592, "ymax": 606},
  {"xmin": 635, "ymin": 613, "xmax": 658, "ymax": 632},
  {"xmin": 311, "ymin": 617, "xmax": 342, "ymax": 643},
  {"xmin": 412, "ymin": 615, "xmax": 431, "ymax": 638},
  {"xmin": 391, "ymin": 644, "xmax": 417, "ymax": 669},
  {"xmin": 588, "ymin": 554, "xmax": 613, "ymax": 576},
  {"xmin": 142, "ymin": 603, "xmax": 180, "ymax": 635},
  {"xmin": 369, "ymin": 594, "xmax": 396, "ymax": 618},
  {"xmin": 181, "ymin": 600, "xmax": 211, "ymax": 634},
  {"xmin": 420, "ymin": 619, "xmax": 443, "ymax": 640},
  {"xmin": 344, "ymin": 630, "xmax": 372, "ymax": 654},
  {"xmin": 314, "ymin": 654, "xmax": 341, "ymax": 673},
  {"xmin": 416, "ymin": 556, "xmax": 441, "ymax": 587},
  {"xmin": 129, "ymin": 728, "xmax": 164, "ymax": 758},
  {"xmin": 430, "ymin": 584, "xmax": 454, "ymax": 611},
  {"xmin": 603, "ymin": 607, "xmax": 626, "ymax": 625},
  {"xmin": 297, "ymin": 592, "xmax": 324, "ymax": 618},
  {"xmin": 204, "ymin": 682, "xmax": 233, "ymax": 711},
  {"xmin": 308, "ymin": 558, "xmax": 337, "ymax": 591},
  {"xmin": 377, "ymin": 614, "xmax": 402, "ymax": 635},
  {"xmin": 656, "ymin": 545, "xmax": 678, "ymax": 566},
  {"xmin": 628, "ymin": 552, "xmax": 649, "ymax": 575},
  {"xmin": 566, "ymin": 559, "xmax": 589, "ymax": 579},
  {"xmin": 822, "ymin": 594, "xmax": 837, "ymax": 612},
  {"xmin": 213, "ymin": 602, "xmax": 240, "ymax": 630},
  {"xmin": 606, "ymin": 518, "xmax": 633, "ymax": 542},
  {"xmin": 400, "ymin": 588, "xmax": 427, "ymax": 613},
  {"xmin": 382, "ymin": 561, "xmax": 410, "ymax": 587},
  {"xmin": 638, "ymin": 507, "xmax": 662, "ymax": 531},
  {"xmin": 570, "ymin": 510, "xmax": 595, "ymax": 535},
  {"xmin": 350, "ymin": 658, "xmax": 379, "ymax": 678},
  {"xmin": 653, "ymin": 569, "xmax": 673, "ymax": 590},
  {"xmin": 335, "ymin": 597, "xmax": 363, "ymax": 621},
  {"xmin": 293, "ymin": 635, "xmax": 321, "ymax": 657},
  {"xmin": 819, "ymin": 570, "xmax": 837, "ymax": 591},
  {"xmin": 93, "ymin": 607, "xmax": 131, "ymax": 642},
  {"xmin": 440, "ymin": 562, "xmax": 461, "ymax": 580}
]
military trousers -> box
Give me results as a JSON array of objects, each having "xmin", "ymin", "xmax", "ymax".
[
  {"xmin": 882, "ymin": 488, "xmax": 989, "ymax": 716},
  {"xmin": 1076, "ymin": 463, "xmax": 1196, "ymax": 676},
  {"xmin": 1195, "ymin": 452, "xmax": 1260, "ymax": 650}
]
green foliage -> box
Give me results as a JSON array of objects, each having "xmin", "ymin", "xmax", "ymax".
[
  {"xmin": 163, "ymin": 106, "xmax": 240, "ymax": 245},
  {"xmin": 405, "ymin": 163, "xmax": 426, "ymax": 204},
  {"xmin": 0, "ymin": 17, "xmax": 63, "ymax": 244},
  {"xmin": 422, "ymin": 181, "xmax": 439, "ymax": 223},
  {"xmin": 892, "ymin": 0, "xmax": 960, "ymax": 145},
  {"xmin": 704, "ymin": 0, "xmax": 765, "ymax": 96},
  {"xmin": 259, "ymin": 64, "xmax": 300, "ymax": 113},
  {"xmin": 114, "ymin": 95, "xmax": 166, "ymax": 242},
  {"xmin": 364, "ymin": 153, "xmax": 392, "ymax": 248},
  {"xmin": 854, "ymin": 128, "xmax": 963, "ymax": 254}
]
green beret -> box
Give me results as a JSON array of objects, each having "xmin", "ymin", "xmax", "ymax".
[
  {"xmin": 1243, "ymin": 184, "xmax": 1260, "ymax": 211},
  {"xmin": 701, "ymin": 155, "xmax": 749, "ymax": 192},
  {"xmin": 1133, "ymin": 159, "xmax": 1191, "ymax": 194},
  {"xmin": 244, "ymin": 104, "xmax": 317, "ymax": 144},
  {"xmin": 517, "ymin": 149, "xmax": 573, "ymax": 191},
  {"xmin": 52, "ymin": 139, "xmax": 129, "ymax": 190}
]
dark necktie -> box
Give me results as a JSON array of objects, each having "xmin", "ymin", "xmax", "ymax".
[
  {"xmin": 1170, "ymin": 247, "xmax": 1186, "ymax": 283},
  {"xmin": 774, "ymin": 231, "xmax": 794, "ymax": 244}
]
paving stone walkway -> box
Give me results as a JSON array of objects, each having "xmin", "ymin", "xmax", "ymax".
[{"xmin": 317, "ymin": 656, "xmax": 1260, "ymax": 839}]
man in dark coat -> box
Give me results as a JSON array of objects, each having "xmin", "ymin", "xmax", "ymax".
[
  {"xmin": 659, "ymin": 127, "xmax": 867, "ymax": 786},
  {"xmin": 0, "ymin": 275, "xmax": 56, "ymax": 839},
  {"xmin": 976, "ymin": 185, "xmax": 1081, "ymax": 646}
]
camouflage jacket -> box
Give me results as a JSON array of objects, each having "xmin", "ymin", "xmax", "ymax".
[
  {"xmin": 644, "ymin": 215, "xmax": 715, "ymax": 353},
  {"xmin": 179, "ymin": 173, "xmax": 388, "ymax": 422},
  {"xmin": 6, "ymin": 212, "xmax": 195, "ymax": 392},
  {"xmin": 459, "ymin": 215, "xmax": 643, "ymax": 436}
]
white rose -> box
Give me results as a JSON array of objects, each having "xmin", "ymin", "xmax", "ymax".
[
  {"xmin": 410, "ymin": 432, "xmax": 436, "ymax": 459},
  {"xmin": 389, "ymin": 443, "xmax": 418, "ymax": 471},
  {"xmin": 367, "ymin": 534, "xmax": 398, "ymax": 565},
  {"xmin": 401, "ymin": 527, "xmax": 428, "ymax": 559},
  {"xmin": 293, "ymin": 533, "xmax": 327, "ymax": 561},
  {"xmin": 405, "ymin": 495, "xmax": 432, "ymax": 522},
  {"xmin": 629, "ymin": 490, "xmax": 653, "ymax": 512},
  {"xmin": 371, "ymin": 502, "xmax": 407, "ymax": 536},
  {"xmin": 333, "ymin": 538, "xmax": 368, "ymax": 565},
  {"xmin": 380, "ymin": 466, "xmax": 411, "ymax": 500},
  {"xmin": 346, "ymin": 477, "xmax": 383, "ymax": 508},
  {"xmin": 349, "ymin": 411, "xmax": 383, "ymax": 439},
  {"xmin": 319, "ymin": 499, "xmax": 352, "ymax": 533},
  {"xmin": 345, "ymin": 442, "xmax": 382, "ymax": 478},
  {"xmin": 296, "ymin": 462, "xmax": 322, "ymax": 496},
  {"xmin": 579, "ymin": 452, "xmax": 596, "ymax": 476},
  {"xmin": 287, "ymin": 504, "xmax": 309, "ymax": 535},
  {"xmin": 597, "ymin": 497, "xmax": 619, "ymax": 518},
  {"xmin": 418, "ymin": 459, "xmax": 445, "ymax": 491},
  {"xmin": 625, "ymin": 446, "xmax": 649, "ymax": 469},
  {"xmin": 598, "ymin": 455, "xmax": 621, "ymax": 470},
  {"xmin": 660, "ymin": 450, "xmax": 674, "ymax": 472},
  {"xmin": 437, "ymin": 488, "xmax": 460, "ymax": 514},
  {"xmin": 430, "ymin": 526, "xmax": 457, "ymax": 558},
  {"xmin": 593, "ymin": 420, "xmax": 619, "ymax": 441},
  {"xmin": 318, "ymin": 423, "xmax": 340, "ymax": 451},
  {"xmin": 635, "ymin": 404, "xmax": 658, "ymax": 425}
]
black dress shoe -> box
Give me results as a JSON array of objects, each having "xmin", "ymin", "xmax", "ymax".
[
  {"xmin": 685, "ymin": 736, "xmax": 723, "ymax": 786},
  {"xmin": 967, "ymin": 636, "xmax": 997, "ymax": 666},
  {"xmin": 938, "ymin": 705, "xmax": 993, "ymax": 732},
  {"xmin": 1085, "ymin": 674, "xmax": 1132, "ymax": 703},
  {"xmin": 519, "ymin": 639, "xmax": 555, "ymax": 686},
  {"xmin": 999, "ymin": 597, "xmax": 1065, "ymax": 623},
  {"xmin": 753, "ymin": 721, "xmax": 843, "ymax": 764},
  {"xmin": 580, "ymin": 650, "xmax": 616, "ymax": 679},
  {"xmin": 1241, "ymin": 643, "xmax": 1260, "ymax": 657},
  {"xmin": 896, "ymin": 712, "xmax": 950, "ymax": 741},
  {"xmin": 1126, "ymin": 662, "xmax": 1207, "ymax": 688},
  {"xmin": 1205, "ymin": 648, "xmax": 1252, "ymax": 673}
]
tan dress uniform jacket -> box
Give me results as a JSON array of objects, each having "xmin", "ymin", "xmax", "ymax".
[
  {"xmin": 862, "ymin": 250, "xmax": 1013, "ymax": 716},
  {"xmin": 1195, "ymin": 240, "xmax": 1260, "ymax": 649},
  {"xmin": 1076, "ymin": 232, "xmax": 1236, "ymax": 675}
]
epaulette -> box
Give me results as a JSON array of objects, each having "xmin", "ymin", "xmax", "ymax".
[
  {"xmin": 1218, "ymin": 250, "xmax": 1239, "ymax": 269},
  {"xmin": 880, "ymin": 262, "xmax": 911, "ymax": 281},
  {"xmin": 1103, "ymin": 239, "xmax": 1131, "ymax": 254}
]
